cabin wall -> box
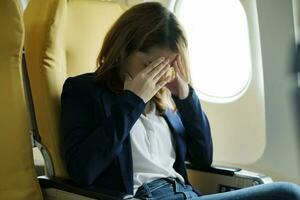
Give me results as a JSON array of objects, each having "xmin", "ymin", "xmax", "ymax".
[
  {"xmin": 252, "ymin": 0, "xmax": 300, "ymax": 184},
  {"xmin": 205, "ymin": 0, "xmax": 300, "ymax": 184}
]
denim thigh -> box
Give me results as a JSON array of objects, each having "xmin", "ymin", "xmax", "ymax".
[
  {"xmin": 135, "ymin": 180, "xmax": 300, "ymax": 200},
  {"xmin": 134, "ymin": 178, "xmax": 198, "ymax": 200},
  {"xmin": 196, "ymin": 182, "xmax": 300, "ymax": 200}
]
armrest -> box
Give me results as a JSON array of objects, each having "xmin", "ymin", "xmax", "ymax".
[
  {"xmin": 186, "ymin": 162, "xmax": 240, "ymax": 176},
  {"xmin": 38, "ymin": 176, "xmax": 135, "ymax": 200},
  {"xmin": 185, "ymin": 162, "xmax": 273, "ymax": 184},
  {"xmin": 186, "ymin": 162, "xmax": 273, "ymax": 194}
]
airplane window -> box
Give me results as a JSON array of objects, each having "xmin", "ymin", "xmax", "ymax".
[{"xmin": 175, "ymin": 0, "xmax": 252, "ymax": 103}]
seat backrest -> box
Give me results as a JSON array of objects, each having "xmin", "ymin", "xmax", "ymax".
[
  {"xmin": 24, "ymin": 0, "xmax": 125, "ymax": 178},
  {"xmin": 0, "ymin": 0, "xmax": 43, "ymax": 199}
]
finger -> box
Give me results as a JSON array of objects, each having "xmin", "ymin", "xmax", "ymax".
[
  {"xmin": 160, "ymin": 71, "xmax": 173, "ymax": 83},
  {"xmin": 177, "ymin": 55, "xmax": 186, "ymax": 77},
  {"xmin": 142, "ymin": 57, "xmax": 166, "ymax": 74},
  {"xmin": 153, "ymin": 64, "xmax": 171, "ymax": 81},
  {"xmin": 148, "ymin": 58, "xmax": 170, "ymax": 78},
  {"xmin": 174, "ymin": 61, "xmax": 183, "ymax": 77},
  {"xmin": 155, "ymin": 78, "xmax": 170, "ymax": 91},
  {"xmin": 175, "ymin": 56, "xmax": 183, "ymax": 75}
]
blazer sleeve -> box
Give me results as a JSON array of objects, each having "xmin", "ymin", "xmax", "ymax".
[
  {"xmin": 61, "ymin": 77, "xmax": 145, "ymax": 186},
  {"xmin": 172, "ymin": 84, "xmax": 213, "ymax": 169}
]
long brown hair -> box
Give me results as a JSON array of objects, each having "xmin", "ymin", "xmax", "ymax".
[{"xmin": 95, "ymin": 2, "xmax": 191, "ymax": 114}]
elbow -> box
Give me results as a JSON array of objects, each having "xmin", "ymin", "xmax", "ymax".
[
  {"xmin": 198, "ymin": 149, "xmax": 213, "ymax": 169},
  {"xmin": 189, "ymin": 154, "xmax": 212, "ymax": 170},
  {"xmin": 189, "ymin": 143, "xmax": 213, "ymax": 169},
  {"xmin": 204, "ymin": 142, "xmax": 213, "ymax": 167},
  {"xmin": 204, "ymin": 128, "xmax": 213, "ymax": 167},
  {"xmin": 63, "ymin": 149, "xmax": 95, "ymax": 186},
  {"xmin": 204, "ymin": 151, "xmax": 213, "ymax": 168},
  {"xmin": 66, "ymin": 160, "xmax": 95, "ymax": 186}
]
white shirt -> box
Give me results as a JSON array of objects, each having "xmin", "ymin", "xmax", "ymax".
[{"xmin": 130, "ymin": 102, "xmax": 185, "ymax": 195}]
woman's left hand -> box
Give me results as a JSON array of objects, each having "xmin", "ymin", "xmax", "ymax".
[{"xmin": 165, "ymin": 55, "xmax": 189, "ymax": 99}]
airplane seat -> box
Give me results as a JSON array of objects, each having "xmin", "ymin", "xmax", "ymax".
[
  {"xmin": 0, "ymin": 0, "xmax": 43, "ymax": 199},
  {"xmin": 24, "ymin": 0, "xmax": 273, "ymax": 199},
  {"xmin": 24, "ymin": 0, "xmax": 133, "ymax": 199}
]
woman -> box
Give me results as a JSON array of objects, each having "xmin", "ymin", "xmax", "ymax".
[{"xmin": 61, "ymin": 2, "xmax": 300, "ymax": 199}]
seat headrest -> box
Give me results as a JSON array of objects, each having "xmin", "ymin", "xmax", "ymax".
[{"xmin": 24, "ymin": 0, "xmax": 125, "ymax": 178}]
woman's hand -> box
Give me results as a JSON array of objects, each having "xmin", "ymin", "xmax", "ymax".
[
  {"xmin": 165, "ymin": 55, "xmax": 189, "ymax": 99},
  {"xmin": 124, "ymin": 57, "xmax": 172, "ymax": 103}
]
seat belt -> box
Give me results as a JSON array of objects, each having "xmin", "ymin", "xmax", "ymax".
[{"xmin": 22, "ymin": 49, "xmax": 54, "ymax": 177}]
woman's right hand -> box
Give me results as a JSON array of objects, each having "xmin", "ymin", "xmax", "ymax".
[{"xmin": 124, "ymin": 57, "xmax": 171, "ymax": 103}]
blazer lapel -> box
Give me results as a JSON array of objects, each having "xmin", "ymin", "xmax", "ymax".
[
  {"xmin": 163, "ymin": 108, "xmax": 186, "ymax": 137},
  {"xmin": 164, "ymin": 109, "xmax": 188, "ymax": 180},
  {"xmin": 164, "ymin": 109, "xmax": 187, "ymax": 157},
  {"xmin": 99, "ymin": 88, "xmax": 133, "ymax": 194}
]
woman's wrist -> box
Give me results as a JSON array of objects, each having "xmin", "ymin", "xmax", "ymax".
[
  {"xmin": 172, "ymin": 84, "xmax": 194, "ymax": 102},
  {"xmin": 175, "ymin": 83, "xmax": 189, "ymax": 100}
]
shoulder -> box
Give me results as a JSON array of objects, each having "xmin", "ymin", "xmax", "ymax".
[{"xmin": 62, "ymin": 72, "xmax": 107, "ymax": 97}]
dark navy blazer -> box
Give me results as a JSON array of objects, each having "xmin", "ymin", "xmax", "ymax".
[{"xmin": 61, "ymin": 72, "xmax": 213, "ymax": 195}]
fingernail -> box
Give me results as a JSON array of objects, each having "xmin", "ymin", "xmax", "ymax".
[{"xmin": 160, "ymin": 57, "xmax": 165, "ymax": 61}]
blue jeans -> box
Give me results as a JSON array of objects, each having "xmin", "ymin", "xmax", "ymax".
[{"xmin": 134, "ymin": 177, "xmax": 300, "ymax": 200}]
